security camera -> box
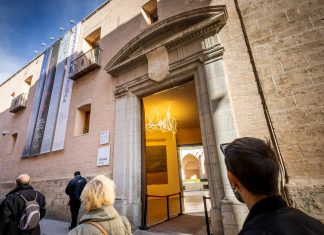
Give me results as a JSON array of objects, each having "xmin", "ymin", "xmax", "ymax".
[{"xmin": 2, "ymin": 131, "xmax": 11, "ymax": 136}]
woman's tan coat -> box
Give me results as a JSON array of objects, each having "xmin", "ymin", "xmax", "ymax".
[{"xmin": 69, "ymin": 205, "xmax": 132, "ymax": 235}]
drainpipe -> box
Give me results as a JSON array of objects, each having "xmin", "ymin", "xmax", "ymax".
[{"xmin": 233, "ymin": 0, "xmax": 290, "ymax": 204}]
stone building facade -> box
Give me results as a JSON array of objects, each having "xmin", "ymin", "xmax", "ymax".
[{"xmin": 0, "ymin": 0, "xmax": 323, "ymax": 234}]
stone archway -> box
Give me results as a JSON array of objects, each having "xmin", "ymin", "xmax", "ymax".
[
  {"xmin": 182, "ymin": 154, "xmax": 200, "ymax": 180},
  {"xmin": 106, "ymin": 6, "xmax": 248, "ymax": 234}
]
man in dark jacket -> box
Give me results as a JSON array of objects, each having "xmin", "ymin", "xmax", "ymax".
[
  {"xmin": 0, "ymin": 174, "xmax": 46, "ymax": 235},
  {"xmin": 65, "ymin": 171, "xmax": 87, "ymax": 230},
  {"xmin": 221, "ymin": 137, "xmax": 324, "ymax": 235}
]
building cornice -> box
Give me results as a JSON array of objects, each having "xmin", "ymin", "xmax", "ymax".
[{"xmin": 105, "ymin": 6, "xmax": 227, "ymax": 77}]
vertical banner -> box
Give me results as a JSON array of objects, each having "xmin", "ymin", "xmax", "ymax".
[
  {"xmin": 52, "ymin": 23, "xmax": 81, "ymax": 151},
  {"xmin": 22, "ymin": 48, "xmax": 51, "ymax": 157},
  {"xmin": 30, "ymin": 39, "xmax": 61, "ymax": 155},
  {"xmin": 40, "ymin": 32, "xmax": 71, "ymax": 154}
]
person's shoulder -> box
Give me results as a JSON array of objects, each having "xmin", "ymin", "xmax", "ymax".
[
  {"xmin": 4, "ymin": 193, "xmax": 19, "ymax": 202},
  {"xmin": 35, "ymin": 190, "xmax": 45, "ymax": 198},
  {"xmin": 281, "ymin": 207, "xmax": 324, "ymax": 226},
  {"xmin": 70, "ymin": 177, "xmax": 76, "ymax": 183},
  {"xmin": 2, "ymin": 193, "xmax": 22, "ymax": 207},
  {"xmin": 68, "ymin": 223, "xmax": 97, "ymax": 235},
  {"xmin": 120, "ymin": 215, "xmax": 132, "ymax": 234},
  {"xmin": 120, "ymin": 215, "xmax": 131, "ymax": 225},
  {"xmin": 6, "ymin": 190, "xmax": 23, "ymax": 200},
  {"xmin": 68, "ymin": 178, "xmax": 78, "ymax": 186},
  {"xmin": 280, "ymin": 207, "xmax": 313, "ymax": 219},
  {"xmin": 240, "ymin": 229, "xmax": 274, "ymax": 235},
  {"xmin": 6, "ymin": 192, "xmax": 18, "ymax": 198},
  {"xmin": 245, "ymin": 207, "xmax": 324, "ymax": 234}
]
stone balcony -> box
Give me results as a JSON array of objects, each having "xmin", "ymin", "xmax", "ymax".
[
  {"xmin": 69, "ymin": 46, "xmax": 101, "ymax": 81},
  {"xmin": 9, "ymin": 93, "xmax": 28, "ymax": 113}
]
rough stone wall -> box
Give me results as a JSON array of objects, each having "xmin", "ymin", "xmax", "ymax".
[
  {"xmin": 0, "ymin": 175, "xmax": 110, "ymax": 221},
  {"xmin": 237, "ymin": 0, "xmax": 324, "ymax": 221},
  {"xmin": 0, "ymin": 178, "xmax": 71, "ymax": 221}
]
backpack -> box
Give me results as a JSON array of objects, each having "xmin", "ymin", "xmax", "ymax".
[{"xmin": 16, "ymin": 192, "xmax": 40, "ymax": 231}]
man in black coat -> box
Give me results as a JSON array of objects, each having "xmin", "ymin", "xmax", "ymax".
[
  {"xmin": 65, "ymin": 171, "xmax": 87, "ymax": 230},
  {"xmin": 221, "ymin": 137, "xmax": 324, "ymax": 235},
  {"xmin": 0, "ymin": 174, "xmax": 46, "ymax": 235}
]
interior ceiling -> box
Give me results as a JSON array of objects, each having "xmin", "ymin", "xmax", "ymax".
[{"xmin": 143, "ymin": 81, "xmax": 200, "ymax": 129}]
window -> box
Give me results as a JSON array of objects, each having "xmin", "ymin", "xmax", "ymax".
[
  {"xmin": 25, "ymin": 75, "xmax": 32, "ymax": 86},
  {"xmin": 142, "ymin": 0, "xmax": 158, "ymax": 25},
  {"xmin": 84, "ymin": 27, "xmax": 101, "ymax": 50},
  {"xmin": 85, "ymin": 27, "xmax": 101, "ymax": 64},
  {"xmin": 74, "ymin": 104, "xmax": 91, "ymax": 136},
  {"xmin": 69, "ymin": 27, "xmax": 101, "ymax": 80},
  {"xmin": 84, "ymin": 110, "xmax": 90, "ymax": 134}
]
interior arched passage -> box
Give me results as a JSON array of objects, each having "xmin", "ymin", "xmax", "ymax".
[{"xmin": 182, "ymin": 154, "xmax": 200, "ymax": 179}]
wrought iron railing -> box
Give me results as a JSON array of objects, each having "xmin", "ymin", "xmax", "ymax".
[
  {"xmin": 69, "ymin": 46, "xmax": 102, "ymax": 80},
  {"xmin": 9, "ymin": 93, "xmax": 28, "ymax": 113},
  {"xmin": 203, "ymin": 196, "xmax": 212, "ymax": 235},
  {"xmin": 141, "ymin": 192, "xmax": 183, "ymax": 229}
]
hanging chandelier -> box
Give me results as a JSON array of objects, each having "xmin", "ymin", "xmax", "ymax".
[{"xmin": 146, "ymin": 105, "xmax": 177, "ymax": 135}]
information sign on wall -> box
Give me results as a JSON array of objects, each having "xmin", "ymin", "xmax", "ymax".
[
  {"xmin": 97, "ymin": 146, "xmax": 110, "ymax": 166},
  {"xmin": 100, "ymin": 131, "xmax": 109, "ymax": 145}
]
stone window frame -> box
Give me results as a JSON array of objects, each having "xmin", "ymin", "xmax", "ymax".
[
  {"xmin": 142, "ymin": 0, "xmax": 158, "ymax": 25},
  {"xmin": 74, "ymin": 103, "xmax": 92, "ymax": 137}
]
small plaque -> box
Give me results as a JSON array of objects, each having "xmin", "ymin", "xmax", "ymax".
[
  {"xmin": 97, "ymin": 146, "xmax": 110, "ymax": 166},
  {"xmin": 100, "ymin": 131, "xmax": 109, "ymax": 145}
]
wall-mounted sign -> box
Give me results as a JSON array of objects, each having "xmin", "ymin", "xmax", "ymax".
[
  {"xmin": 100, "ymin": 131, "xmax": 109, "ymax": 145},
  {"xmin": 97, "ymin": 146, "xmax": 110, "ymax": 166}
]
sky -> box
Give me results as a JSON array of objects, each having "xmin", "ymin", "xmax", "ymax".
[{"xmin": 0, "ymin": 0, "xmax": 107, "ymax": 84}]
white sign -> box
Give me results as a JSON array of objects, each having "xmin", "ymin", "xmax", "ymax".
[
  {"xmin": 97, "ymin": 146, "xmax": 110, "ymax": 166},
  {"xmin": 100, "ymin": 131, "xmax": 109, "ymax": 145}
]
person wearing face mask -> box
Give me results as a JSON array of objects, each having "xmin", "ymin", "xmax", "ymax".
[{"xmin": 221, "ymin": 137, "xmax": 324, "ymax": 235}]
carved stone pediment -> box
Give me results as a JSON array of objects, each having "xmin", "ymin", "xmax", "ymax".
[{"xmin": 105, "ymin": 6, "xmax": 228, "ymax": 77}]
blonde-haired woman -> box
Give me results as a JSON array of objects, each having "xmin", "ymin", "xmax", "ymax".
[{"xmin": 69, "ymin": 175, "xmax": 132, "ymax": 235}]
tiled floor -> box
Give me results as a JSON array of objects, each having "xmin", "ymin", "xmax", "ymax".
[
  {"xmin": 183, "ymin": 190, "xmax": 211, "ymax": 214},
  {"xmin": 147, "ymin": 191, "xmax": 210, "ymax": 231},
  {"xmin": 148, "ymin": 214, "xmax": 209, "ymax": 235}
]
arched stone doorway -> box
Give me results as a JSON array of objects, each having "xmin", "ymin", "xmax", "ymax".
[{"xmin": 106, "ymin": 6, "xmax": 248, "ymax": 235}]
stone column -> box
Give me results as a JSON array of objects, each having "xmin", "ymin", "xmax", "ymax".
[
  {"xmin": 199, "ymin": 35, "xmax": 248, "ymax": 235},
  {"xmin": 113, "ymin": 92, "xmax": 142, "ymax": 228},
  {"xmin": 195, "ymin": 62, "xmax": 224, "ymax": 235}
]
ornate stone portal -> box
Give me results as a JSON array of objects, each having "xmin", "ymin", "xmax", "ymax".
[{"xmin": 106, "ymin": 6, "xmax": 248, "ymax": 235}]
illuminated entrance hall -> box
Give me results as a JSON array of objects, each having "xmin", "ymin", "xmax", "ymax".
[{"xmin": 143, "ymin": 81, "xmax": 211, "ymax": 232}]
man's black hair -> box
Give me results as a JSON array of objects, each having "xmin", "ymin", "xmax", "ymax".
[
  {"xmin": 74, "ymin": 171, "xmax": 81, "ymax": 177},
  {"xmin": 224, "ymin": 137, "xmax": 279, "ymax": 196}
]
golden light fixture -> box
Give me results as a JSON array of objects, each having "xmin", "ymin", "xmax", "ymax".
[{"xmin": 146, "ymin": 105, "xmax": 177, "ymax": 135}]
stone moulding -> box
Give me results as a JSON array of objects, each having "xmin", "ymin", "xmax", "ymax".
[
  {"xmin": 105, "ymin": 6, "xmax": 228, "ymax": 77},
  {"xmin": 113, "ymin": 41, "xmax": 225, "ymax": 99}
]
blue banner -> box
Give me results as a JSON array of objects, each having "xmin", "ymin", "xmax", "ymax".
[
  {"xmin": 22, "ymin": 48, "xmax": 51, "ymax": 157},
  {"xmin": 30, "ymin": 40, "xmax": 61, "ymax": 155},
  {"xmin": 40, "ymin": 32, "xmax": 71, "ymax": 154}
]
